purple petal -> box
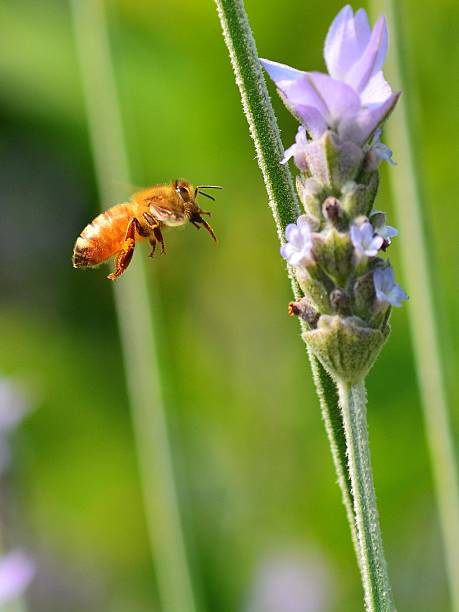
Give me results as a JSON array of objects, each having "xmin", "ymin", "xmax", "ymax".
[
  {"xmin": 288, "ymin": 104, "xmax": 328, "ymax": 139},
  {"xmin": 361, "ymin": 71, "xmax": 392, "ymax": 106},
  {"xmin": 280, "ymin": 74, "xmax": 328, "ymax": 117},
  {"xmin": 346, "ymin": 16, "xmax": 388, "ymax": 93},
  {"xmin": 306, "ymin": 73, "xmax": 361, "ymax": 125},
  {"xmin": 324, "ymin": 6, "xmax": 370, "ymax": 80},
  {"xmin": 0, "ymin": 551, "xmax": 35, "ymax": 603},
  {"xmin": 260, "ymin": 58, "xmax": 305, "ymax": 86},
  {"xmin": 285, "ymin": 224, "xmax": 299, "ymax": 243},
  {"xmin": 340, "ymin": 91, "xmax": 400, "ymax": 144},
  {"xmin": 280, "ymin": 243, "xmax": 296, "ymax": 261},
  {"xmin": 353, "ymin": 9, "xmax": 372, "ymax": 51},
  {"xmin": 281, "ymin": 142, "xmax": 298, "ymax": 165}
]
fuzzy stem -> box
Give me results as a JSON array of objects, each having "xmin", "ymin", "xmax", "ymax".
[
  {"xmin": 214, "ymin": 0, "xmax": 361, "ymax": 568},
  {"xmin": 371, "ymin": 2, "xmax": 459, "ymax": 608},
  {"xmin": 338, "ymin": 380, "xmax": 395, "ymax": 612},
  {"xmin": 69, "ymin": 2, "xmax": 199, "ymax": 611}
]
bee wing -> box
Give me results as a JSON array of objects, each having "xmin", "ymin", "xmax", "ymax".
[{"xmin": 149, "ymin": 203, "xmax": 187, "ymax": 227}]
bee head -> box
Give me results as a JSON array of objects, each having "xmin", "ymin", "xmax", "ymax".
[
  {"xmin": 172, "ymin": 180, "xmax": 222, "ymax": 242},
  {"xmin": 173, "ymin": 179, "xmax": 222, "ymax": 216}
]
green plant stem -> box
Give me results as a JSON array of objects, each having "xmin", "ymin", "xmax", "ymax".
[
  {"xmin": 69, "ymin": 2, "xmax": 198, "ymax": 611},
  {"xmin": 214, "ymin": 0, "xmax": 361, "ymax": 568},
  {"xmin": 338, "ymin": 380, "xmax": 394, "ymax": 612},
  {"xmin": 370, "ymin": 2, "xmax": 459, "ymax": 609}
]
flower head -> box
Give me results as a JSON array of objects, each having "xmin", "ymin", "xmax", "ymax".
[
  {"xmin": 373, "ymin": 267, "xmax": 408, "ymax": 307},
  {"xmin": 280, "ymin": 216, "xmax": 313, "ymax": 268},
  {"xmin": 350, "ymin": 221, "xmax": 383, "ymax": 256},
  {"xmin": 0, "ymin": 551, "xmax": 35, "ymax": 604},
  {"xmin": 261, "ymin": 5, "xmax": 399, "ymax": 146}
]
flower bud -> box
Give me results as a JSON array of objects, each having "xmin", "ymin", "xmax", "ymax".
[
  {"xmin": 304, "ymin": 131, "xmax": 364, "ymax": 192},
  {"xmin": 296, "ymin": 176, "xmax": 323, "ymax": 222},
  {"xmin": 340, "ymin": 174, "xmax": 379, "ymax": 219},
  {"xmin": 312, "ymin": 229, "xmax": 353, "ymax": 287},
  {"xmin": 330, "ymin": 288, "xmax": 350, "ymax": 315},
  {"xmin": 303, "ymin": 315, "xmax": 389, "ymax": 383},
  {"xmin": 288, "ymin": 298, "xmax": 320, "ymax": 327},
  {"xmin": 296, "ymin": 269, "xmax": 332, "ymax": 314}
]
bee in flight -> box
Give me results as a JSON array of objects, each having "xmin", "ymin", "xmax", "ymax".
[{"xmin": 72, "ymin": 179, "xmax": 221, "ymax": 280}]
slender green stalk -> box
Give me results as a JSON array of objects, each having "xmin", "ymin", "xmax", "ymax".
[
  {"xmin": 371, "ymin": 2, "xmax": 459, "ymax": 608},
  {"xmin": 69, "ymin": 2, "xmax": 198, "ymax": 611},
  {"xmin": 338, "ymin": 380, "xmax": 394, "ymax": 612},
  {"xmin": 214, "ymin": 0, "xmax": 361, "ymax": 566}
]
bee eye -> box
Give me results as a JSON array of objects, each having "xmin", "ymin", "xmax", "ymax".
[{"xmin": 176, "ymin": 185, "xmax": 190, "ymax": 201}]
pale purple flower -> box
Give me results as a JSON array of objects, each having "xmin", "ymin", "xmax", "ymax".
[
  {"xmin": 280, "ymin": 216, "xmax": 313, "ymax": 268},
  {"xmin": 261, "ymin": 5, "xmax": 400, "ymax": 145},
  {"xmin": 370, "ymin": 211, "xmax": 399, "ymax": 243},
  {"xmin": 350, "ymin": 221, "xmax": 383, "ymax": 256},
  {"xmin": 373, "ymin": 267, "xmax": 408, "ymax": 307},
  {"xmin": 0, "ymin": 550, "xmax": 35, "ymax": 604}
]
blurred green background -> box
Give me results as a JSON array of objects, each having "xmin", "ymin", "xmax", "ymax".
[{"xmin": 0, "ymin": 0, "xmax": 458, "ymax": 610}]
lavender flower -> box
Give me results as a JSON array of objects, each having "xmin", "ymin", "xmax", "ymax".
[
  {"xmin": 0, "ymin": 550, "xmax": 35, "ymax": 604},
  {"xmin": 350, "ymin": 221, "xmax": 383, "ymax": 256},
  {"xmin": 260, "ymin": 6, "xmax": 408, "ymax": 383},
  {"xmin": 261, "ymin": 5, "xmax": 400, "ymax": 146},
  {"xmin": 280, "ymin": 216, "xmax": 313, "ymax": 268},
  {"xmin": 374, "ymin": 267, "xmax": 408, "ymax": 307}
]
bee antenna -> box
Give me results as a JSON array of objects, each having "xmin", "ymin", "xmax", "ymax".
[
  {"xmin": 198, "ymin": 190, "xmax": 216, "ymax": 201},
  {"xmin": 197, "ymin": 185, "xmax": 223, "ymax": 190}
]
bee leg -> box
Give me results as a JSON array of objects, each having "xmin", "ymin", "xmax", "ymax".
[
  {"xmin": 195, "ymin": 215, "xmax": 217, "ymax": 242},
  {"xmin": 107, "ymin": 217, "xmax": 140, "ymax": 280},
  {"xmin": 153, "ymin": 226, "xmax": 166, "ymax": 254},
  {"xmin": 148, "ymin": 238, "xmax": 156, "ymax": 258}
]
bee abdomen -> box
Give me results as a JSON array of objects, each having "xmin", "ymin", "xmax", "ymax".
[
  {"xmin": 72, "ymin": 236, "xmax": 99, "ymax": 268},
  {"xmin": 73, "ymin": 204, "xmax": 133, "ymax": 268}
]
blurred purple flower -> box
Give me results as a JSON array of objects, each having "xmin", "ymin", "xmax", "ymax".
[
  {"xmin": 280, "ymin": 216, "xmax": 313, "ymax": 268},
  {"xmin": 350, "ymin": 221, "xmax": 383, "ymax": 256},
  {"xmin": 0, "ymin": 550, "xmax": 35, "ymax": 604},
  {"xmin": 245, "ymin": 552, "xmax": 333, "ymax": 612},
  {"xmin": 374, "ymin": 267, "xmax": 408, "ymax": 307},
  {"xmin": 261, "ymin": 5, "xmax": 400, "ymax": 145}
]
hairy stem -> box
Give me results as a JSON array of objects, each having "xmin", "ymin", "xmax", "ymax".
[
  {"xmin": 370, "ymin": 2, "xmax": 459, "ymax": 608},
  {"xmin": 214, "ymin": 0, "xmax": 360, "ymax": 567},
  {"xmin": 338, "ymin": 380, "xmax": 394, "ymax": 611},
  {"xmin": 69, "ymin": 2, "xmax": 198, "ymax": 611}
]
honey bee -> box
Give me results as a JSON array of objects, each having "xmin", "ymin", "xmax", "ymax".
[{"xmin": 72, "ymin": 179, "xmax": 221, "ymax": 280}]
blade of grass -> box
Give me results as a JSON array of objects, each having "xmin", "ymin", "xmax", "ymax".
[
  {"xmin": 214, "ymin": 0, "xmax": 361, "ymax": 569},
  {"xmin": 370, "ymin": 1, "xmax": 459, "ymax": 609},
  {"xmin": 69, "ymin": 2, "xmax": 199, "ymax": 611}
]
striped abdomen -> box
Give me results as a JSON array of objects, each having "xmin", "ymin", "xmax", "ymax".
[{"xmin": 73, "ymin": 203, "xmax": 135, "ymax": 268}]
